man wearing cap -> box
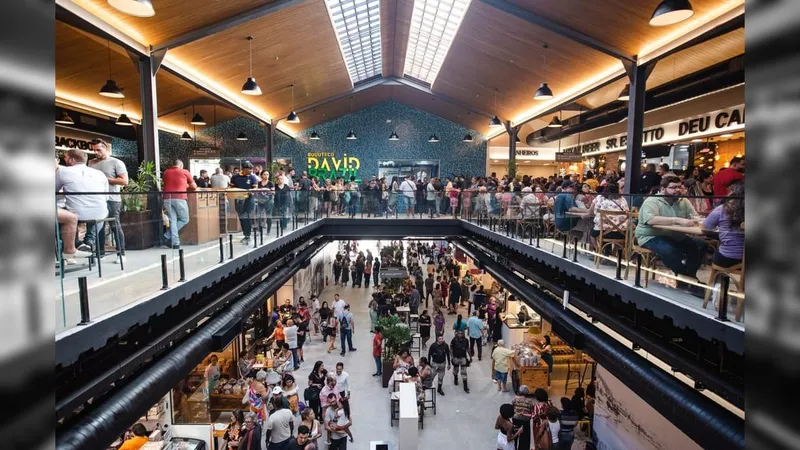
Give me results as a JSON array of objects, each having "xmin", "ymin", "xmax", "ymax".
[
  {"xmin": 268, "ymin": 385, "xmax": 291, "ymax": 413},
  {"xmin": 231, "ymin": 162, "xmax": 259, "ymax": 245},
  {"xmin": 553, "ymin": 180, "xmax": 587, "ymax": 233}
]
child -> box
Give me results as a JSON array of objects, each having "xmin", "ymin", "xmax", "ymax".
[
  {"xmin": 336, "ymin": 397, "xmax": 354, "ymax": 443},
  {"xmin": 433, "ymin": 309, "xmax": 445, "ymax": 338}
]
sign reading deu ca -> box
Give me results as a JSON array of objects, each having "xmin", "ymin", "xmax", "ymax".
[{"xmin": 307, "ymin": 152, "xmax": 361, "ymax": 182}]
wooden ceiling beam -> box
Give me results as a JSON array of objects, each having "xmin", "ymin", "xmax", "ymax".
[
  {"xmin": 387, "ymin": 77, "xmax": 495, "ymax": 119},
  {"xmin": 157, "ymin": 99, "xmax": 225, "ymax": 118},
  {"xmin": 478, "ymin": 0, "xmax": 635, "ymax": 63},
  {"xmin": 152, "ymin": 0, "xmax": 307, "ymax": 52}
]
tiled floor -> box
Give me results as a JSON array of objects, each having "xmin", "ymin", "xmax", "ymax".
[{"xmin": 287, "ymin": 241, "xmax": 591, "ymax": 450}]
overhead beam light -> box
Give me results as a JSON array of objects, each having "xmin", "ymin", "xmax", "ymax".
[
  {"xmin": 404, "ymin": 0, "xmax": 472, "ymax": 86},
  {"xmin": 56, "ymin": 111, "xmax": 74, "ymax": 125},
  {"xmin": 108, "ymin": 0, "xmax": 155, "ymax": 17},
  {"xmin": 310, "ymin": 131, "xmax": 321, "ymax": 140},
  {"xmin": 325, "ymin": 0, "xmax": 382, "ymax": 84}
]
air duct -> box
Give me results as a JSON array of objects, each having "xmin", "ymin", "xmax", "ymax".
[
  {"xmin": 455, "ymin": 239, "xmax": 744, "ymax": 450},
  {"xmin": 55, "ymin": 240, "xmax": 327, "ymax": 450}
]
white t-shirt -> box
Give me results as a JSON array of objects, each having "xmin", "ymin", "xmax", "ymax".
[
  {"xmin": 548, "ymin": 420, "xmax": 561, "ymax": 443},
  {"xmin": 335, "ymin": 370, "xmax": 350, "ymax": 395},
  {"xmin": 332, "ymin": 299, "xmax": 346, "ymax": 318},
  {"xmin": 312, "ymin": 298, "xmax": 320, "ymax": 314},
  {"xmin": 284, "ymin": 325, "xmax": 298, "ymax": 349},
  {"xmin": 325, "ymin": 406, "xmax": 348, "ymax": 440},
  {"xmin": 56, "ymin": 163, "xmax": 109, "ymax": 220},
  {"xmin": 400, "ymin": 180, "xmax": 416, "ymax": 198},
  {"xmin": 266, "ymin": 408, "xmax": 294, "ymax": 443},
  {"xmin": 210, "ymin": 174, "xmax": 230, "ymax": 188}
]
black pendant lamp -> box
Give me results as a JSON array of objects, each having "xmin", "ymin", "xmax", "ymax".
[
  {"xmin": 241, "ymin": 36, "xmax": 262, "ymax": 95},
  {"xmin": 515, "ymin": 134, "xmax": 521, "ymax": 143},
  {"xmin": 116, "ymin": 113, "xmax": 133, "ymax": 126},
  {"xmin": 310, "ymin": 131, "xmax": 321, "ymax": 140},
  {"xmin": 100, "ymin": 40, "xmax": 124, "ymax": 98},
  {"xmin": 236, "ymin": 132, "xmax": 248, "ymax": 141},
  {"xmin": 489, "ymin": 88, "xmax": 502, "ymax": 128},
  {"xmin": 346, "ymin": 130, "xmax": 357, "ymax": 140},
  {"xmin": 180, "ymin": 112, "xmax": 192, "ymax": 140},
  {"xmin": 649, "ymin": 0, "xmax": 694, "ymax": 27},
  {"xmin": 547, "ymin": 116, "xmax": 563, "ymax": 128},
  {"xmin": 534, "ymin": 83, "xmax": 553, "ymax": 101},
  {"xmin": 428, "ymin": 134, "xmax": 440, "ymax": 143},
  {"xmin": 389, "ymin": 131, "xmax": 399, "ymax": 141},
  {"xmin": 56, "ymin": 111, "xmax": 74, "ymax": 125},
  {"xmin": 462, "ymin": 133, "xmax": 473, "ymax": 142},
  {"xmin": 108, "ymin": 0, "xmax": 155, "ymax": 17},
  {"xmin": 286, "ymin": 84, "xmax": 300, "ymax": 123},
  {"xmin": 190, "ymin": 105, "xmax": 206, "ymax": 126},
  {"xmin": 618, "ymin": 84, "xmax": 630, "ymax": 101}
]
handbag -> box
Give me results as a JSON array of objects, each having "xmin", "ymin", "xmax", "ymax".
[{"xmin": 534, "ymin": 420, "xmax": 553, "ymax": 450}]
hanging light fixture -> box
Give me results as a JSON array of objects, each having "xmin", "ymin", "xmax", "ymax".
[
  {"xmin": 489, "ymin": 88, "xmax": 502, "ymax": 128},
  {"xmin": 241, "ymin": 36, "xmax": 262, "ymax": 95},
  {"xmin": 107, "ymin": 0, "xmax": 155, "ymax": 17},
  {"xmin": 649, "ymin": 0, "xmax": 694, "ymax": 27},
  {"xmin": 310, "ymin": 131, "xmax": 321, "ymax": 140},
  {"xmin": 618, "ymin": 84, "xmax": 630, "ymax": 101},
  {"xmin": 428, "ymin": 135, "xmax": 440, "ymax": 143},
  {"xmin": 116, "ymin": 110, "xmax": 133, "ymax": 127},
  {"xmin": 389, "ymin": 131, "xmax": 399, "ymax": 141},
  {"xmin": 180, "ymin": 112, "xmax": 192, "ymax": 140},
  {"xmin": 345, "ymin": 97, "xmax": 357, "ymax": 139},
  {"xmin": 515, "ymin": 134, "xmax": 521, "ymax": 143},
  {"xmin": 56, "ymin": 111, "xmax": 74, "ymax": 125},
  {"xmin": 190, "ymin": 105, "xmax": 206, "ymax": 125},
  {"xmin": 462, "ymin": 133, "xmax": 473, "ymax": 142},
  {"xmin": 547, "ymin": 116, "xmax": 563, "ymax": 128},
  {"xmin": 236, "ymin": 132, "xmax": 248, "ymax": 141},
  {"xmin": 99, "ymin": 40, "xmax": 124, "ymax": 98},
  {"xmin": 534, "ymin": 83, "xmax": 553, "ymax": 101},
  {"xmin": 286, "ymin": 84, "xmax": 300, "ymax": 123}
]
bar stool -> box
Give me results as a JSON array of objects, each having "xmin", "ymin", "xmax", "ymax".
[
  {"xmin": 409, "ymin": 314, "xmax": 419, "ymax": 333},
  {"xmin": 565, "ymin": 359, "xmax": 583, "ymax": 394},
  {"xmin": 389, "ymin": 391, "xmax": 400, "ymax": 426},
  {"xmin": 76, "ymin": 217, "xmax": 123, "ymax": 278},
  {"xmin": 423, "ymin": 386, "xmax": 436, "ymax": 415},
  {"xmin": 410, "ymin": 333, "xmax": 421, "ymax": 356}
]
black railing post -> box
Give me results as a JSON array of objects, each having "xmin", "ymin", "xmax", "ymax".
[
  {"xmin": 219, "ymin": 236, "xmax": 224, "ymax": 263},
  {"xmin": 160, "ymin": 254, "xmax": 169, "ymax": 290},
  {"xmin": 259, "ymin": 224, "xmax": 264, "ymax": 245},
  {"xmin": 78, "ymin": 277, "xmax": 91, "ymax": 325},
  {"xmin": 562, "ymin": 233, "xmax": 568, "ymax": 258},
  {"xmin": 535, "ymin": 225, "xmax": 540, "ymax": 248},
  {"xmin": 716, "ymin": 275, "xmax": 731, "ymax": 322},
  {"xmin": 253, "ymin": 226, "xmax": 258, "ymax": 248},
  {"xmin": 615, "ymin": 248, "xmax": 623, "ymax": 280},
  {"xmin": 229, "ymin": 234, "xmax": 234, "ymax": 259},
  {"xmin": 634, "ymin": 253, "xmax": 642, "ymax": 287},
  {"xmin": 178, "ymin": 249, "xmax": 186, "ymax": 281},
  {"xmin": 572, "ymin": 237, "xmax": 579, "ymax": 262}
]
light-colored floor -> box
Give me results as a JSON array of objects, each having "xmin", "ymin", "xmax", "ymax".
[{"xmin": 287, "ymin": 241, "xmax": 590, "ymax": 450}]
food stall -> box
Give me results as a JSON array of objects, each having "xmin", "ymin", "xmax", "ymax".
[
  {"xmin": 500, "ymin": 297, "xmax": 542, "ymax": 348},
  {"xmin": 510, "ymin": 340, "xmax": 549, "ymax": 394}
]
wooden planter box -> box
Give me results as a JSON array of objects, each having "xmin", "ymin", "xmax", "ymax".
[{"xmin": 121, "ymin": 210, "xmax": 158, "ymax": 250}]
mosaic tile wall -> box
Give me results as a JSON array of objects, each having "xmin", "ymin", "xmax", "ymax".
[
  {"xmin": 110, "ymin": 137, "xmax": 140, "ymax": 174},
  {"xmin": 273, "ymin": 101, "xmax": 487, "ymax": 178},
  {"xmin": 156, "ymin": 101, "xmax": 487, "ymax": 177}
]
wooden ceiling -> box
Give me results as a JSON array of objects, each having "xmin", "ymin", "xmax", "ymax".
[
  {"xmin": 432, "ymin": 0, "xmax": 621, "ymax": 125},
  {"xmin": 59, "ymin": 0, "xmax": 743, "ymax": 139},
  {"xmin": 72, "ymin": 0, "xmax": 277, "ymax": 47}
]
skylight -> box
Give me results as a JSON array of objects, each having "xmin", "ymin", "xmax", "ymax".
[
  {"xmin": 325, "ymin": 0, "xmax": 383, "ymax": 84},
  {"xmin": 403, "ymin": 0, "xmax": 472, "ymax": 85}
]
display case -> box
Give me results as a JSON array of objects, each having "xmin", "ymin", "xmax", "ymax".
[{"xmin": 500, "ymin": 299, "xmax": 542, "ymax": 347}]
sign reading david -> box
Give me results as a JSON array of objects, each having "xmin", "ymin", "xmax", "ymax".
[{"xmin": 307, "ymin": 152, "xmax": 361, "ymax": 182}]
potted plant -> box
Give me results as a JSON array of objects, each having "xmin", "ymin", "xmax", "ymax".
[
  {"xmin": 376, "ymin": 314, "xmax": 413, "ymax": 388},
  {"xmin": 120, "ymin": 161, "xmax": 160, "ymax": 249}
]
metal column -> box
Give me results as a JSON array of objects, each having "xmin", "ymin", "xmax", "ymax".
[
  {"xmin": 135, "ymin": 50, "xmax": 167, "ymax": 178},
  {"xmin": 506, "ymin": 121, "xmax": 520, "ymax": 178},
  {"xmin": 265, "ymin": 122, "xmax": 274, "ymax": 167},
  {"xmin": 622, "ymin": 58, "xmax": 655, "ymax": 195}
]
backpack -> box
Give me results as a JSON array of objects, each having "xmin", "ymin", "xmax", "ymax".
[{"xmin": 339, "ymin": 314, "xmax": 349, "ymax": 330}]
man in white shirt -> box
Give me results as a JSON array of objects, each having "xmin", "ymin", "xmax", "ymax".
[
  {"xmin": 332, "ymin": 294, "xmax": 346, "ymax": 318},
  {"xmin": 399, "ymin": 175, "xmax": 416, "ymax": 216},
  {"xmin": 311, "ymin": 295, "xmax": 321, "ymax": 336},
  {"xmin": 426, "ymin": 178, "xmax": 438, "ymax": 217},
  {"xmin": 335, "ymin": 362, "xmax": 350, "ymax": 398},
  {"xmin": 210, "ymin": 167, "xmax": 231, "ymax": 188},
  {"xmin": 284, "ymin": 319, "xmax": 300, "ymax": 370},
  {"xmin": 266, "ymin": 402, "xmax": 294, "ymax": 448},
  {"xmin": 57, "ymin": 149, "xmax": 109, "ymax": 252}
]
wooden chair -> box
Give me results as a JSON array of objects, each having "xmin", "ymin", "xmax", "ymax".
[
  {"xmin": 594, "ymin": 210, "xmax": 630, "ymax": 268},
  {"xmin": 702, "ymin": 263, "xmax": 745, "ymax": 321},
  {"xmin": 625, "ymin": 211, "xmax": 660, "ymax": 287}
]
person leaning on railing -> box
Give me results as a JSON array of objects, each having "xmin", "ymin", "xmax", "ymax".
[{"xmin": 634, "ymin": 175, "xmax": 707, "ymax": 295}]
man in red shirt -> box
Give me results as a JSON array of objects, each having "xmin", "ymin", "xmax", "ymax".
[
  {"xmin": 162, "ymin": 159, "xmax": 197, "ymax": 249},
  {"xmin": 713, "ymin": 156, "xmax": 745, "ymax": 198},
  {"xmin": 372, "ymin": 326, "xmax": 383, "ymax": 377}
]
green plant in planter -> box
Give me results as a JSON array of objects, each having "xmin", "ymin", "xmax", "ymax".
[
  {"xmin": 122, "ymin": 161, "xmax": 159, "ymax": 212},
  {"xmin": 375, "ymin": 315, "xmax": 413, "ymax": 361},
  {"xmin": 507, "ymin": 159, "xmax": 517, "ymax": 180}
]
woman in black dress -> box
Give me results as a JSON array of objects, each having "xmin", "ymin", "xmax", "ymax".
[
  {"xmin": 319, "ymin": 302, "xmax": 332, "ymax": 343},
  {"xmin": 418, "ymin": 309, "xmax": 432, "ymax": 347},
  {"xmin": 333, "ymin": 257, "xmax": 342, "ymax": 286},
  {"xmin": 306, "ymin": 361, "xmax": 328, "ymax": 418}
]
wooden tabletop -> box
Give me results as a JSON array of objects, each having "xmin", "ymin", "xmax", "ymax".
[
  {"xmin": 396, "ymin": 306, "xmax": 410, "ymax": 312},
  {"xmin": 652, "ymin": 224, "xmax": 719, "ymax": 237}
]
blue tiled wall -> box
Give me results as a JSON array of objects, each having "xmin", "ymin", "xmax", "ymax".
[
  {"xmin": 156, "ymin": 101, "xmax": 487, "ymax": 177},
  {"xmin": 274, "ymin": 101, "xmax": 487, "ymax": 178},
  {"xmin": 110, "ymin": 137, "xmax": 139, "ymax": 174}
]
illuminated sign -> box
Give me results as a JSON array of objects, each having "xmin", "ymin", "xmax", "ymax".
[{"xmin": 307, "ymin": 152, "xmax": 361, "ymax": 181}]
